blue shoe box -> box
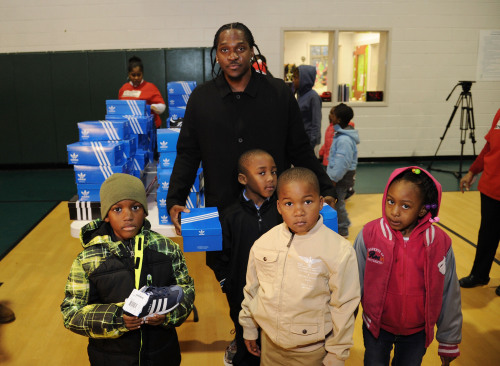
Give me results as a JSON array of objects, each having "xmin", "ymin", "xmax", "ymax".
[
  {"xmin": 168, "ymin": 106, "xmax": 186, "ymax": 120},
  {"xmin": 119, "ymin": 137, "xmax": 137, "ymax": 158},
  {"xmin": 106, "ymin": 115, "xmax": 153, "ymax": 135},
  {"xmin": 157, "ymin": 128, "xmax": 179, "ymax": 152},
  {"xmin": 77, "ymin": 183, "xmax": 102, "ymax": 201},
  {"xmin": 74, "ymin": 160, "xmax": 132, "ymax": 184},
  {"xmin": 106, "ymin": 100, "xmax": 147, "ymax": 116},
  {"xmin": 67, "ymin": 141, "xmax": 125, "ymax": 166},
  {"xmin": 131, "ymin": 150, "xmax": 149, "ymax": 171},
  {"xmin": 167, "ymin": 81, "xmax": 197, "ymax": 95},
  {"xmin": 181, "ymin": 207, "xmax": 222, "ymax": 252},
  {"xmin": 157, "ymin": 188, "xmax": 168, "ymax": 211},
  {"xmin": 320, "ymin": 204, "xmax": 338, "ymax": 233},
  {"xmin": 138, "ymin": 134, "xmax": 153, "ymax": 151},
  {"xmin": 185, "ymin": 192, "xmax": 198, "ymax": 209},
  {"xmin": 168, "ymin": 94, "xmax": 190, "ymax": 107},
  {"xmin": 159, "ymin": 152, "xmax": 176, "ymax": 168},
  {"xmin": 157, "ymin": 168, "xmax": 173, "ymax": 191},
  {"xmin": 78, "ymin": 120, "xmax": 130, "ymax": 141},
  {"xmin": 157, "ymin": 187, "xmax": 197, "ymax": 209},
  {"xmin": 158, "ymin": 209, "xmax": 172, "ymax": 225}
]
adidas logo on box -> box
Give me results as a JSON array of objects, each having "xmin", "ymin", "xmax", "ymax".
[{"xmin": 181, "ymin": 208, "xmax": 222, "ymax": 252}]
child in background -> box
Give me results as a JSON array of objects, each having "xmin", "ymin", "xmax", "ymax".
[
  {"xmin": 326, "ymin": 103, "xmax": 359, "ymax": 237},
  {"xmin": 353, "ymin": 167, "xmax": 462, "ymax": 366},
  {"xmin": 319, "ymin": 104, "xmax": 355, "ymax": 168},
  {"xmin": 293, "ymin": 65, "xmax": 323, "ymax": 148},
  {"xmin": 214, "ymin": 149, "xmax": 282, "ymax": 366},
  {"xmin": 61, "ymin": 173, "xmax": 195, "ymax": 366},
  {"xmin": 119, "ymin": 56, "xmax": 166, "ymax": 128},
  {"xmin": 239, "ymin": 167, "xmax": 360, "ymax": 366}
]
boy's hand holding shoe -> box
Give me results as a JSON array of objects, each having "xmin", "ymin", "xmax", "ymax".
[{"xmin": 123, "ymin": 285, "xmax": 184, "ymax": 319}]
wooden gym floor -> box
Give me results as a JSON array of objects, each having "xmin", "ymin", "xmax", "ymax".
[{"xmin": 0, "ymin": 190, "xmax": 498, "ymax": 365}]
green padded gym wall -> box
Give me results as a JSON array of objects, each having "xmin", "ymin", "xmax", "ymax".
[{"xmin": 0, "ymin": 47, "xmax": 214, "ymax": 166}]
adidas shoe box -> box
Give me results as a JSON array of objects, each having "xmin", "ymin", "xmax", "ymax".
[
  {"xmin": 192, "ymin": 168, "xmax": 203, "ymax": 192},
  {"xmin": 106, "ymin": 115, "xmax": 153, "ymax": 135},
  {"xmin": 185, "ymin": 192, "xmax": 198, "ymax": 209},
  {"xmin": 67, "ymin": 141, "xmax": 125, "ymax": 166},
  {"xmin": 168, "ymin": 107, "xmax": 186, "ymax": 128},
  {"xmin": 157, "ymin": 128, "xmax": 179, "ymax": 152},
  {"xmin": 167, "ymin": 81, "xmax": 197, "ymax": 95},
  {"xmin": 131, "ymin": 150, "xmax": 149, "ymax": 171},
  {"xmin": 157, "ymin": 189, "xmax": 168, "ymax": 211},
  {"xmin": 320, "ymin": 204, "xmax": 338, "ymax": 233},
  {"xmin": 78, "ymin": 120, "xmax": 130, "ymax": 141},
  {"xmin": 181, "ymin": 207, "xmax": 222, "ymax": 252},
  {"xmin": 168, "ymin": 107, "xmax": 186, "ymax": 120},
  {"xmin": 158, "ymin": 209, "xmax": 172, "ymax": 225},
  {"xmin": 157, "ymin": 168, "xmax": 172, "ymax": 192},
  {"xmin": 76, "ymin": 183, "xmax": 102, "ymax": 201},
  {"xmin": 168, "ymin": 94, "xmax": 190, "ymax": 107},
  {"xmin": 158, "ymin": 152, "xmax": 176, "ymax": 169},
  {"xmin": 138, "ymin": 134, "xmax": 153, "ymax": 151},
  {"xmin": 74, "ymin": 160, "xmax": 133, "ymax": 184},
  {"xmin": 68, "ymin": 195, "xmax": 101, "ymax": 220},
  {"xmin": 106, "ymin": 100, "xmax": 148, "ymax": 116}
]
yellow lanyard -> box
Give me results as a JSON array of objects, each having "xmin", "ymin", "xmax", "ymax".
[{"xmin": 134, "ymin": 235, "xmax": 144, "ymax": 289}]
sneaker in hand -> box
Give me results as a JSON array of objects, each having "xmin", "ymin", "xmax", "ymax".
[{"xmin": 123, "ymin": 285, "xmax": 184, "ymax": 319}]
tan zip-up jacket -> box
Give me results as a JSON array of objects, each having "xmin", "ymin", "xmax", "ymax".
[{"xmin": 239, "ymin": 216, "xmax": 360, "ymax": 365}]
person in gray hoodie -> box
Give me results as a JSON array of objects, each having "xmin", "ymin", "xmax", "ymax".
[
  {"xmin": 326, "ymin": 103, "xmax": 359, "ymax": 237},
  {"xmin": 293, "ymin": 65, "xmax": 323, "ymax": 148}
]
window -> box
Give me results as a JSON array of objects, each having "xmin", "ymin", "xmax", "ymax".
[{"xmin": 283, "ymin": 30, "xmax": 389, "ymax": 104}]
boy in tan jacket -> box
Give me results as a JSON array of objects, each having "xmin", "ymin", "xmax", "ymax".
[{"xmin": 239, "ymin": 167, "xmax": 360, "ymax": 366}]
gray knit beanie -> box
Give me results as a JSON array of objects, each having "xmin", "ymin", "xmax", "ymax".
[{"xmin": 100, "ymin": 173, "xmax": 148, "ymax": 218}]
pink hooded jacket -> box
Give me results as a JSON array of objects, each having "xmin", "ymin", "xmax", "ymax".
[{"xmin": 353, "ymin": 166, "xmax": 462, "ymax": 358}]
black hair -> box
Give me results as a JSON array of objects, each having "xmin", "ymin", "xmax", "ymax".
[
  {"xmin": 390, "ymin": 168, "xmax": 439, "ymax": 218},
  {"xmin": 210, "ymin": 22, "xmax": 263, "ymax": 78},
  {"xmin": 128, "ymin": 56, "xmax": 144, "ymax": 73},
  {"xmin": 277, "ymin": 167, "xmax": 320, "ymax": 197},
  {"xmin": 237, "ymin": 149, "xmax": 273, "ymax": 175},
  {"xmin": 333, "ymin": 103, "xmax": 354, "ymax": 128}
]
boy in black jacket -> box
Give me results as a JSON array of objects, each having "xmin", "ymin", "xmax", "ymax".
[
  {"xmin": 215, "ymin": 149, "xmax": 282, "ymax": 366},
  {"xmin": 61, "ymin": 173, "xmax": 194, "ymax": 366}
]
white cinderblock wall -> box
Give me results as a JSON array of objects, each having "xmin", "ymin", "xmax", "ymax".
[{"xmin": 1, "ymin": 0, "xmax": 499, "ymax": 158}]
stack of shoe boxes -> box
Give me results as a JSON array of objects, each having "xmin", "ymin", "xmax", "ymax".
[
  {"xmin": 166, "ymin": 81, "xmax": 196, "ymax": 128},
  {"xmin": 66, "ymin": 100, "xmax": 154, "ymax": 220},
  {"xmin": 156, "ymin": 128, "xmax": 204, "ymax": 225},
  {"xmin": 105, "ymin": 100, "xmax": 155, "ymax": 176}
]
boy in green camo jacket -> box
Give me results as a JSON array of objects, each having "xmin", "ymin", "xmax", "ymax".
[{"xmin": 61, "ymin": 173, "xmax": 194, "ymax": 366}]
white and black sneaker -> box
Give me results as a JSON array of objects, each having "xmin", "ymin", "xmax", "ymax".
[{"xmin": 123, "ymin": 285, "xmax": 184, "ymax": 319}]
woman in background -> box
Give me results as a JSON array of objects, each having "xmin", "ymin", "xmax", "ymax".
[{"xmin": 119, "ymin": 56, "xmax": 166, "ymax": 128}]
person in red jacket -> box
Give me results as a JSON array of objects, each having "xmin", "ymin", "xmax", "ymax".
[
  {"xmin": 119, "ymin": 56, "xmax": 166, "ymax": 128},
  {"xmin": 354, "ymin": 167, "xmax": 462, "ymax": 366},
  {"xmin": 318, "ymin": 104, "xmax": 355, "ymax": 168},
  {"xmin": 458, "ymin": 108, "xmax": 500, "ymax": 296}
]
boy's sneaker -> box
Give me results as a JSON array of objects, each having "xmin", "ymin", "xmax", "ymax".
[
  {"xmin": 123, "ymin": 285, "xmax": 184, "ymax": 319},
  {"xmin": 223, "ymin": 338, "xmax": 237, "ymax": 365}
]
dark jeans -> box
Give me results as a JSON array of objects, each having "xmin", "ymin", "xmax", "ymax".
[
  {"xmin": 470, "ymin": 193, "xmax": 500, "ymax": 280},
  {"xmin": 362, "ymin": 323, "xmax": 426, "ymax": 366}
]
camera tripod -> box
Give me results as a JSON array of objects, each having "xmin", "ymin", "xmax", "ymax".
[{"xmin": 427, "ymin": 81, "xmax": 477, "ymax": 179}]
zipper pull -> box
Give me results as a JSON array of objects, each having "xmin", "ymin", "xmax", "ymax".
[{"xmin": 147, "ymin": 274, "xmax": 152, "ymax": 286}]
